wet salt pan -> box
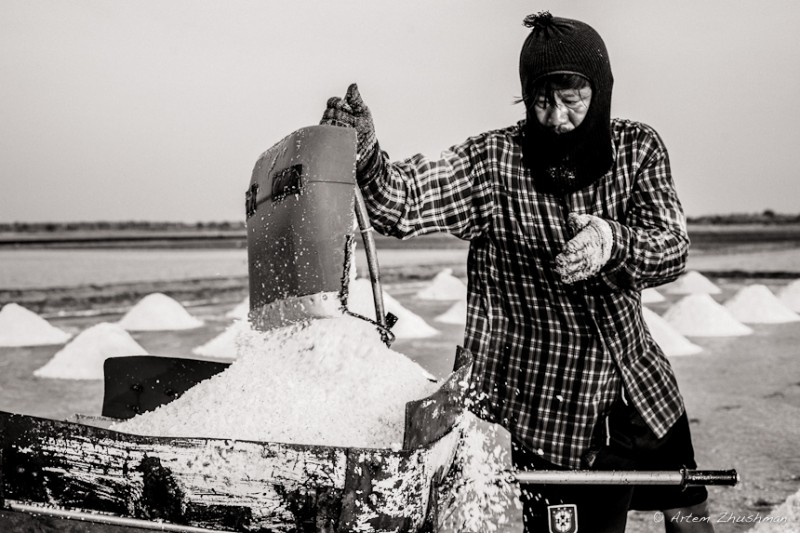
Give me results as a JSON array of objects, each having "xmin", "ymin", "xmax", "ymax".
[
  {"xmin": 347, "ymin": 278, "xmax": 439, "ymax": 339},
  {"xmin": 0, "ymin": 303, "xmax": 72, "ymax": 347},
  {"xmin": 666, "ymin": 271, "xmax": 722, "ymax": 295},
  {"xmin": 112, "ymin": 316, "xmax": 439, "ymax": 448},
  {"xmin": 642, "ymin": 307, "xmax": 702, "ymax": 357},
  {"xmin": 724, "ymin": 284, "xmax": 800, "ymax": 324},
  {"xmin": 663, "ymin": 294, "xmax": 752, "ymax": 337},
  {"xmin": 34, "ymin": 322, "xmax": 148, "ymax": 380},
  {"xmin": 416, "ymin": 269, "xmax": 468, "ymax": 301},
  {"xmin": 118, "ymin": 293, "xmax": 203, "ymax": 331}
]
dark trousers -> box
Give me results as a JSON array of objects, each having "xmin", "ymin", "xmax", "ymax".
[{"xmin": 512, "ymin": 401, "xmax": 708, "ymax": 533}]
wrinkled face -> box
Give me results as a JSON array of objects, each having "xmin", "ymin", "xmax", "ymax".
[{"xmin": 532, "ymin": 86, "xmax": 592, "ymax": 134}]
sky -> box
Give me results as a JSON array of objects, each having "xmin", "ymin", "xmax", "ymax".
[{"xmin": 1, "ymin": 0, "xmax": 799, "ymax": 223}]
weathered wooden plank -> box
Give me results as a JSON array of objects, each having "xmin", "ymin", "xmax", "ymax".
[{"xmin": 1, "ymin": 410, "xmax": 462, "ymax": 532}]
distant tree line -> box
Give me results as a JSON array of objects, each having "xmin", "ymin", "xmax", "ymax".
[
  {"xmin": 2, "ymin": 211, "xmax": 799, "ymax": 232},
  {"xmin": 0, "ymin": 221, "xmax": 246, "ymax": 232},
  {"xmin": 686, "ymin": 210, "xmax": 800, "ymax": 225}
]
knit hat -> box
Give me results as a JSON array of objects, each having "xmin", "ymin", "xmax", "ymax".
[{"xmin": 519, "ymin": 12, "xmax": 615, "ymax": 195}]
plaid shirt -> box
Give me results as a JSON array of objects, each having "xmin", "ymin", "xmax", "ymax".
[{"xmin": 359, "ymin": 118, "xmax": 688, "ymax": 468}]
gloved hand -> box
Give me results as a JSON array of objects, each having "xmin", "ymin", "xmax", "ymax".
[
  {"xmin": 320, "ymin": 83, "xmax": 377, "ymax": 168},
  {"xmin": 555, "ymin": 213, "xmax": 614, "ymax": 284}
]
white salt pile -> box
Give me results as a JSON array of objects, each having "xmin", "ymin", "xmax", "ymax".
[
  {"xmin": 0, "ymin": 303, "xmax": 72, "ymax": 347},
  {"xmin": 117, "ymin": 293, "xmax": 203, "ymax": 331},
  {"xmin": 34, "ymin": 322, "xmax": 148, "ymax": 380},
  {"xmin": 192, "ymin": 320, "xmax": 246, "ymax": 360},
  {"xmin": 226, "ymin": 297, "xmax": 249, "ymax": 320},
  {"xmin": 347, "ymin": 278, "xmax": 439, "ymax": 339},
  {"xmin": 435, "ymin": 299, "xmax": 468, "ymax": 326},
  {"xmin": 415, "ymin": 269, "xmax": 468, "ymax": 301},
  {"xmin": 642, "ymin": 307, "xmax": 703, "ymax": 357},
  {"xmin": 663, "ymin": 294, "xmax": 753, "ymax": 337},
  {"xmin": 665, "ymin": 270, "xmax": 722, "ymax": 295},
  {"xmin": 778, "ymin": 279, "xmax": 800, "ymax": 312},
  {"xmin": 111, "ymin": 316, "xmax": 439, "ymax": 448},
  {"xmin": 723, "ymin": 284, "xmax": 800, "ymax": 324},
  {"xmin": 641, "ymin": 287, "xmax": 666, "ymax": 304}
]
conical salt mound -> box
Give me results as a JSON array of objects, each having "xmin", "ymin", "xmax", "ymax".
[
  {"xmin": 435, "ymin": 299, "xmax": 468, "ymax": 326},
  {"xmin": 118, "ymin": 293, "xmax": 203, "ymax": 331},
  {"xmin": 415, "ymin": 269, "xmax": 468, "ymax": 301},
  {"xmin": 0, "ymin": 303, "xmax": 72, "ymax": 347},
  {"xmin": 192, "ymin": 320, "xmax": 246, "ymax": 360},
  {"xmin": 226, "ymin": 297, "xmax": 249, "ymax": 320},
  {"xmin": 663, "ymin": 294, "xmax": 752, "ymax": 337},
  {"xmin": 666, "ymin": 271, "xmax": 722, "ymax": 295},
  {"xmin": 642, "ymin": 307, "xmax": 702, "ymax": 357},
  {"xmin": 347, "ymin": 279, "xmax": 439, "ymax": 339},
  {"xmin": 723, "ymin": 284, "xmax": 800, "ymax": 324},
  {"xmin": 778, "ymin": 279, "xmax": 800, "ymax": 312},
  {"xmin": 34, "ymin": 322, "xmax": 148, "ymax": 380},
  {"xmin": 641, "ymin": 288, "xmax": 666, "ymax": 304}
]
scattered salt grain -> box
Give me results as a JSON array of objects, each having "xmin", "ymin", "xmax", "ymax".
[
  {"xmin": 0, "ymin": 303, "xmax": 72, "ymax": 347},
  {"xmin": 347, "ymin": 278, "xmax": 439, "ymax": 339},
  {"xmin": 437, "ymin": 413, "xmax": 521, "ymax": 533},
  {"xmin": 665, "ymin": 270, "xmax": 722, "ymax": 295},
  {"xmin": 663, "ymin": 294, "xmax": 752, "ymax": 337},
  {"xmin": 778, "ymin": 279, "xmax": 800, "ymax": 313},
  {"xmin": 724, "ymin": 284, "xmax": 800, "ymax": 324},
  {"xmin": 111, "ymin": 315, "xmax": 439, "ymax": 448},
  {"xmin": 642, "ymin": 307, "xmax": 703, "ymax": 356},
  {"xmin": 435, "ymin": 299, "xmax": 467, "ymax": 326},
  {"xmin": 117, "ymin": 293, "xmax": 203, "ymax": 331},
  {"xmin": 34, "ymin": 322, "xmax": 148, "ymax": 380},
  {"xmin": 192, "ymin": 320, "xmax": 248, "ymax": 360},
  {"xmin": 641, "ymin": 287, "xmax": 666, "ymax": 304},
  {"xmin": 415, "ymin": 269, "xmax": 468, "ymax": 301}
]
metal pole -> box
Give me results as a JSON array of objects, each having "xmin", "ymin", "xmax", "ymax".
[
  {"xmin": 4, "ymin": 499, "xmax": 228, "ymax": 532},
  {"xmin": 353, "ymin": 186, "xmax": 387, "ymax": 328},
  {"xmin": 514, "ymin": 469, "xmax": 739, "ymax": 487}
]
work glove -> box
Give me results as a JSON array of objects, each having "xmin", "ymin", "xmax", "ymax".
[
  {"xmin": 555, "ymin": 213, "xmax": 614, "ymax": 284},
  {"xmin": 320, "ymin": 83, "xmax": 377, "ymax": 168}
]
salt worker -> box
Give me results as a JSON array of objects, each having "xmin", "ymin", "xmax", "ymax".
[{"xmin": 321, "ymin": 11, "xmax": 712, "ymax": 533}]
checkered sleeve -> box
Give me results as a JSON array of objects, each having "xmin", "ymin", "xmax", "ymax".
[
  {"xmin": 356, "ymin": 136, "xmax": 495, "ymax": 241},
  {"xmin": 601, "ymin": 124, "xmax": 690, "ymax": 290}
]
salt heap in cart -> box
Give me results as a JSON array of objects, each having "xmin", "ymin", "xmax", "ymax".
[{"xmin": 0, "ymin": 126, "xmax": 484, "ymax": 533}]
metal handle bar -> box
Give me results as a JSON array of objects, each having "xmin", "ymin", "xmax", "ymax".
[{"xmin": 512, "ymin": 468, "xmax": 739, "ymax": 487}]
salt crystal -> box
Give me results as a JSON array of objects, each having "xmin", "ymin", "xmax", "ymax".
[
  {"xmin": 118, "ymin": 293, "xmax": 203, "ymax": 331},
  {"xmin": 415, "ymin": 269, "xmax": 468, "ymax": 301},
  {"xmin": 663, "ymin": 294, "xmax": 752, "ymax": 337},
  {"xmin": 642, "ymin": 307, "xmax": 703, "ymax": 356},
  {"xmin": 34, "ymin": 322, "xmax": 148, "ymax": 380},
  {"xmin": 724, "ymin": 284, "xmax": 800, "ymax": 324},
  {"xmin": 111, "ymin": 316, "xmax": 439, "ymax": 448},
  {"xmin": 0, "ymin": 303, "xmax": 72, "ymax": 347},
  {"xmin": 665, "ymin": 271, "xmax": 722, "ymax": 295}
]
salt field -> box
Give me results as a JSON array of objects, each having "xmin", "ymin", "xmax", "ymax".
[{"xmin": 2, "ymin": 269, "xmax": 800, "ymax": 531}]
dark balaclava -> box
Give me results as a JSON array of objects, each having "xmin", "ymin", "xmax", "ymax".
[{"xmin": 519, "ymin": 12, "xmax": 614, "ymax": 195}]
